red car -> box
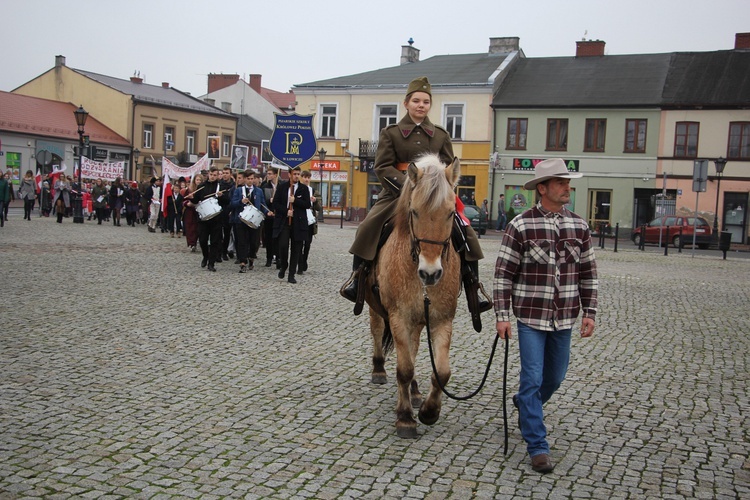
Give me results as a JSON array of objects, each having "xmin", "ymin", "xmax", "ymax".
[{"xmin": 632, "ymin": 215, "xmax": 712, "ymax": 249}]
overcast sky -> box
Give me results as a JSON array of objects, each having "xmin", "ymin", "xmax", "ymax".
[{"xmin": 2, "ymin": 0, "xmax": 747, "ymax": 97}]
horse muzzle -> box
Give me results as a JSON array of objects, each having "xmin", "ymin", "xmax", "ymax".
[{"xmin": 418, "ymin": 257, "xmax": 444, "ymax": 286}]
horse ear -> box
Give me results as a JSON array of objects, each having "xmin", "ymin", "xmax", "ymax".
[
  {"xmin": 446, "ymin": 156, "xmax": 461, "ymax": 187},
  {"xmin": 407, "ymin": 162, "xmax": 419, "ymax": 185}
]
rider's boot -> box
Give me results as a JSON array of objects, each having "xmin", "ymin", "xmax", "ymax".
[{"xmin": 462, "ymin": 256, "xmax": 493, "ymax": 332}]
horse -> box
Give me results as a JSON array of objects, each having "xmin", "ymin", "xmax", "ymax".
[{"xmin": 365, "ymin": 153, "xmax": 462, "ymax": 438}]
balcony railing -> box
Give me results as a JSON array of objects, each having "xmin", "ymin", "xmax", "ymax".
[{"xmin": 359, "ymin": 139, "xmax": 378, "ymax": 160}]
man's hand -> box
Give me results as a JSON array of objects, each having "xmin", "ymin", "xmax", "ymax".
[
  {"xmin": 496, "ymin": 321, "xmax": 512, "ymax": 339},
  {"xmin": 580, "ymin": 317, "xmax": 595, "ymax": 338}
]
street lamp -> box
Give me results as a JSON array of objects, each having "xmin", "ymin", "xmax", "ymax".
[
  {"xmin": 712, "ymin": 157, "xmax": 727, "ymax": 245},
  {"xmin": 133, "ymin": 148, "xmax": 141, "ymax": 181},
  {"xmin": 317, "ymin": 147, "xmax": 326, "ymax": 222},
  {"xmin": 73, "ymin": 105, "xmax": 89, "ymax": 223}
]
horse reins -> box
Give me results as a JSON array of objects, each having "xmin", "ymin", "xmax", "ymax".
[{"xmin": 422, "ymin": 289, "xmax": 511, "ymax": 455}]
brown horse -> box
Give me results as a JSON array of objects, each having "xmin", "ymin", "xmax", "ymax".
[{"xmin": 366, "ymin": 153, "xmax": 462, "ymax": 438}]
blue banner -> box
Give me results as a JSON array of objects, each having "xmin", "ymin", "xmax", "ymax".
[{"xmin": 270, "ymin": 113, "xmax": 317, "ymax": 168}]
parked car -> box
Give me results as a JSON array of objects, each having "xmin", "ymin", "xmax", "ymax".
[
  {"xmin": 632, "ymin": 215, "xmax": 712, "ymax": 249},
  {"xmin": 463, "ymin": 204, "xmax": 488, "ymax": 235}
]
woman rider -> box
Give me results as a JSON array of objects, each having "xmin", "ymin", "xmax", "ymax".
[{"xmin": 340, "ymin": 76, "xmax": 491, "ymax": 329}]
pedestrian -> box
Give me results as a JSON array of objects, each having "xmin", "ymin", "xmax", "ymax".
[
  {"xmin": 230, "ymin": 170, "xmax": 266, "ymax": 273},
  {"xmin": 496, "ymin": 194, "xmax": 506, "ymax": 231},
  {"xmin": 219, "ymin": 167, "xmax": 235, "ymax": 262},
  {"xmin": 0, "ymin": 172, "xmax": 11, "ymax": 227},
  {"xmin": 18, "ymin": 170, "xmax": 37, "ymax": 221},
  {"xmin": 40, "ymin": 177, "xmax": 52, "ymax": 217},
  {"xmin": 493, "ymin": 158, "xmax": 598, "ymax": 474},
  {"xmin": 109, "ymin": 177, "xmax": 125, "ymax": 226},
  {"xmin": 3, "ymin": 170, "xmax": 15, "ymax": 221},
  {"xmin": 190, "ymin": 167, "xmax": 229, "ymax": 272},
  {"xmin": 341, "ymin": 76, "xmax": 490, "ymax": 325},
  {"xmin": 272, "ymin": 165, "xmax": 311, "ymax": 284},
  {"xmin": 91, "ymin": 178, "xmax": 109, "ymax": 224}
]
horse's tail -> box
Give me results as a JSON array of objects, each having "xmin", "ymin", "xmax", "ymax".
[{"xmin": 382, "ymin": 319, "xmax": 394, "ymax": 357}]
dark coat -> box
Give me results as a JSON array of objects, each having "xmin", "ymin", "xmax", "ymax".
[
  {"xmin": 272, "ymin": 180, "xmax": 311, "ymax": 241},
  {"xmin": 348, "ymin": 113, "xmax": 483, "ymax": 261}
]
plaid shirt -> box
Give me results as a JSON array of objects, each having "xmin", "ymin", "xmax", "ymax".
[{"xmin": 494, "ymin": 202, "xmax": 598, "ymax": 331}]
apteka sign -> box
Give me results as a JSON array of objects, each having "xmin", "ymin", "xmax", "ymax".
[{"xmin": 270, "ymin": 113, "xmax": 317, "ymax": 168}]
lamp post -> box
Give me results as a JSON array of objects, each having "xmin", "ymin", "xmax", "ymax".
[
  {"xmin": 712, "ymin": 157, "xmax": 727, "ymax": 245},
  {"xmin": 317, "ymin": 148, "xmax": 326, "ymax": 222},
  {"xmin": 73, "ymin": 105, "xmax": 89, "ymax": 223},
  {"xmin": 133, "ymin": 148, "xmax": 141, "ymax": 183}
]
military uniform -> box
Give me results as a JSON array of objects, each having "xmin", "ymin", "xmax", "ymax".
[{"xmin": 349, "ymin": 113, "xmax": 483, "ymax": 262}]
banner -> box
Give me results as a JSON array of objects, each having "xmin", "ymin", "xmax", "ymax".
[
  {"xmin": 80, "ymin": 156, "xmax": 125, "ymax": 181},
  {"xmin": 270, "ymin": 113, "xmax": 317, "ymax": 168}
]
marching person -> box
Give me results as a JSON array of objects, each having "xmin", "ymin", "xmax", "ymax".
[
  {"xmin": 18, "ymin": 170, "xmax": 37, "ymax": 221},
  {"xmin": 340, "ymin": 76, "xmax": 490, "ymax": 327},
  {"xmin": 230, "ymin": 170, "xmax": 267, "ymax": 273},
  {"xmin": 124, "ymin": 181, "xmax": 141, "ymax": 227},
  {"xmin": 52, "ymin": 175, "xmax": 71, "ymax": 223},
  {"xmin": 144, "ymin": 177, "xmax": 162, "ymax": 233},
  {"xmin": 109, "ymin": 177, "xmax": 125, "ymax": 226},
  {"xmin": 272, "ymin": 166, "xmax": 311, "ymax": 284},
  {"xmin": 260, "ymin": 167, "xmax": 279, "ymax": 267},
  {"xmin": 0, "ymin": 172, "xmax": 10, "ymax": 227},
  {"xmin": 219, "ymin": 167, "xmax": 235, "ymax": 262},
  {"xmin": 181, "ymin": 174, "xmax": 203, "ymax": 252},
  {"xmin": 493, "ymin": 158, "xmax": 598, "ymax": 474},
  {"xmin": 3, "ymin": 170, "xmax": 15, "ymax": 221},
  {"xmin": 298, "ymin": 170, "xmax": 321, "ymax": 275},
  {"xmin": 189, "ymin": 167, "xmax": 229, "ymax": 272}
]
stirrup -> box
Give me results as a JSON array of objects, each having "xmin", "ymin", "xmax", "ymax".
[{"xmin": 478, "ymin": 282, "xmax": 493, "ymax": 313}]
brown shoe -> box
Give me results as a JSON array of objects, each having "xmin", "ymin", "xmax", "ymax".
[{"xmin": 531, "ymin": 453, "xmax": 555, "ymax": 474}]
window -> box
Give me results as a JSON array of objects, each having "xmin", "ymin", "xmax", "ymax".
[
  {"xmin": 320, "ymin": 105, "xmax": 337, "ymax": 138},
  {"xmin": 506, "ymin": 118, "xmax": 527, "ymax": 150},
  {"xmin": 728, "ymin": 122, "xmax": 750, "ymax": 159},
  {"xmin": 143, "ymin": 124, "xmax": 153, "ymax": 149},
  {"xmin": 223, "ymin": 135, "xmax": 232, "ymax": 157},
  {"xmin": 546, "ymin": 119, "xmax": 568, "ymax": 151},
  {"xmin": 186, "ymin": 130, "xmax": 196, "ymax": 155},
  {"xmin": 164, "ymin": 126, "xmax": 175, "ymax": 152},
  {"xmin": 444, "ymin": 104, "xmax": 464, "ymax": 140},
  {"xmin": 584, "ymin": 119, "xmax": 607, "ymax": 152},
  {"xmin": 625, "ymin": 119, "xmax": 647, "ymax": 153},
  {"xmin": 674, "ymin": 122, "xmax": 699, "ymax": 158},
  {"xmin": 376, "ymin": 104, "xmax": 398, "ymax": 132}
]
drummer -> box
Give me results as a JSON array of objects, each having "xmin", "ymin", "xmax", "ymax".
[
  {"xmin": 230, "ymin": 170, "xmax": 267, "ymax": 273},
  {"xmin": 189, "ymin": 166, "xmax": 230, "ymax": 272}
]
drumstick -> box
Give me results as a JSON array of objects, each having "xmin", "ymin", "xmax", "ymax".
[{"xmin": 184, "ymin": 186, "xmax": 205, "ymax": 199}]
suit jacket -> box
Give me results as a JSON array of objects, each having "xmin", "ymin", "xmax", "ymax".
[{"xmin": 272, "ymin": 180, "xmax": 311, "ymax": 241}]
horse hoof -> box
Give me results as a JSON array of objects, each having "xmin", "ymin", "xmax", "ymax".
[
  {"xmin": 418, "ymin": 407, "xmax": 440, "ymax": 426},
  {"xmin": 411, "ymin": 395, "xmax": 424, "ymax": 408},
  {"xmin": 371, "ymin": 373, "xmax": 387, "ymax": 385},
  {"xmin": 396, "ymin": 426, "xmax": 418, "ymax": 439}
]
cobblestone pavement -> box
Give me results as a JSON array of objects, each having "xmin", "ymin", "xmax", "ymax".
[{"xmin": 1, "ymin": 215, "xmax": 749, "ymax": 499}]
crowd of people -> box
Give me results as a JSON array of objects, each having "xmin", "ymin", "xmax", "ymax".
[{"xmin": 0, "ymin": 165, "xmax": 322, "ymax": 282}]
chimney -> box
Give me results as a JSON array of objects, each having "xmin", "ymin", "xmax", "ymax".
[
  {"xmin": 401, "ymin": 39, "xmax": 420, "ymax": 65},
  {"xmin": 576, "ymin": 40, "xmax": 606, "ymax": 57},
  {"xmin": 489, "ymin": 37, "xmax": 520, "ymax": 55},
  {"xmin": 55, "ymin": 55, "xmax": 66, "ymax": 68},
  {"xmin": 130, "ymin": 76, "xmax": 143, "ymax": 84},
  {"xmin": 249, "ymin": 74, "xmax": 262, "ymax": 93},
  {"xmin": 207, "ymin": 74, "xmax": 240, "ymax": 93},
  {"xmin": 736, "ymin": 32, "xmax": 750, "ymax": 50},
  {"xmin": 162, "ymin": 82, "xmax": 170, "ymax": 88}
]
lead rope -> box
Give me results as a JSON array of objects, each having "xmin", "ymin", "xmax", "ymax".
[{"xmin": 422, "ymin": 290, "xmax": 510, "ymax": 454}]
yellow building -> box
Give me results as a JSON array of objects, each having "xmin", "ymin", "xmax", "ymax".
[
  {"xmin": 292, "ymin": 37, "xmax": 523, "ymax": 220},
  {"xmin": 13, "ymin": 55, "xmax": 236, "ymax": 181}
]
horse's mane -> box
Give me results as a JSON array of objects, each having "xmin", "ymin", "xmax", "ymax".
[{"xmin": 395, "ymin": 154, "xmax": 455, "ymax": 223}]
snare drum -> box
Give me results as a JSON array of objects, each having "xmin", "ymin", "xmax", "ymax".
[
  {"xmin": 196, "ymin": 197, "xmax": 221, "ymax": 220},
  {"xmin": 240, "ymin": 204, "xmax": 264, "ymax": 228}
]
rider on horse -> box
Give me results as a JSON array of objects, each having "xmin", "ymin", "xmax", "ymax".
[{"xmin": 340, "ymin": 76, "xmax": 491, "ymax": 330}]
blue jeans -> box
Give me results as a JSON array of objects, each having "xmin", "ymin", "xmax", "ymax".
[
  {"xmin": 516, "ymin": 321, "xmax": 572, "ymax": 457},
  {"xmin": 496, "ymin": 213, "xmax": 507, "ymax": 230}
]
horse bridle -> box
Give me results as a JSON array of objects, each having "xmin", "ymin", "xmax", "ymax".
[{"xmin": 407, "ymin": 208, "xmax": 453, "ymax": 263}]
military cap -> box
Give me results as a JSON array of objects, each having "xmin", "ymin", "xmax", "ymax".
[{"xmin": 406, "ymin": 76, "xmax": 431, "ymax": 97}]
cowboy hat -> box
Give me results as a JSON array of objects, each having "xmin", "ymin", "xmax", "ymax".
[{"xmin": 523, "ymin": 158, "xmax": 582, "ymax": 190}]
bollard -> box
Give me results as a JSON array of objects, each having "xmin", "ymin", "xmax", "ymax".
[
  {"xmin": 719, "ymin": 231, "xmax": 732, "ymax": 260},
  {"xmin": 614, "ymin": 223, "xmax": 619, "ymax": 253},
  {"xmin": 678, "ymin": 225, "xmax": 683, "ymax": 253},
  {"xmin": 640, "ymin": 225, "xmax": 646, "ymax": 251},
  {"xmin": 664, "ymin": 226, "xmax": 669, "ymax": 256},
  {"xmin": 340, "ymin": 206, "xmax": 344, "ymax": 229}
]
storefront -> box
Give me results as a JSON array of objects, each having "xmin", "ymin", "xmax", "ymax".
[{"xmin": 310, "ymin": 159, "xmax": 348, "ymax": 217}]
